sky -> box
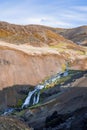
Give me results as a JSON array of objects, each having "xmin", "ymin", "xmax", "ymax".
[{"xmin": 0, "ymin": 0, "xmax": 87, "ymax": 28}]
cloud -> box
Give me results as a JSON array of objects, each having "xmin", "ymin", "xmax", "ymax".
[
  {"xmin": 24, "ymin": 18, "xmax": 43, "ymax": 24},
  {"xmin": 0, "ymin": 0, "xmax": 87, "ymax": 28},
  {"xmin": 39, "ymin": 17, "xmax": 73, "ymax": 28},
  {"xmin": 72, "ymin": 6, "xmax": 87, "ymax": 11},
  {"xmin": 61, "ymin": 10, "xmax": 87, "ymax": 22}
]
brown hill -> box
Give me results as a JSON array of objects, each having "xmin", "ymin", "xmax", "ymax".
[
  {"xmin": 0, "ymin": 21, "xmax": 73, "ymax": 46},
  {"xmin": 55, "ymin": 26, "xmax": 87, "ymax": 46},
  {"xmin": 1, "ymin": 22, "xmax": 87, "ymax": 46},
  {"xmin": 0, "ymin": 40, "xmax": 87, "ymax": 90},
  {"xmin": 0, "ymin": 22, "xmax": 87, "ymax": 130},
  {"xmin": 0, "ymin": 41, "xmax": 65, "ymax": 89},
  {"xmin": 0, "ymin": 41, "xmax": 64, "ymax": 110},
  {"xmin": 0, "ymin": 22, "xmax": 87, "ymax": 89},
  {"xmin": 0, "ymin": 40, "xmax": 87, "ymax": 110},
  {"xmin": 0, "ymin": 22, "xmax": 87, "ymax": 110}
]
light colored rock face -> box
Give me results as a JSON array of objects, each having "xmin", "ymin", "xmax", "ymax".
[
  {"xmin": 0, "ymin": 41, "xmax": 87, "ymax": 90},
  {"xmin": 0, "ymin": 42, "xmax": 64, "ymax": 110},
  {"xmin": 0, "ymin": 42, "xmax": 64, "ymax": 90}
]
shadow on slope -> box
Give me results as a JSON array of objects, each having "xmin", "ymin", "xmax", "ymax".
[
  {"xmin": 0, "ymin": 84, "xmax": 34, "ymax": 112},
  {"xmin": 25, "ymin": 85, "xmax": 87, "ymax": 129}
]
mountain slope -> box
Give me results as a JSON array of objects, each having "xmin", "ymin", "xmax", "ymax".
[
  {"xmin": 0, "ymin": 22, "xmax": 73, "ymax": 46},
  {"xmin": 55, "ymin": 26, "xmax": 87, "ymax": 46},
  {"xmin": 12, "ymin": 70, "xmax": 87, "ymax": 130},
  {"xmin": 0, "ymin": 22, "xmax": 87, "ymax": 112},
  {"xmin": 0, "ymin": 40, "xmax": 87, "ymax": 111},
  {"xmin": 1, "ymin": 22, "xmax": 87, "ymax": 46},
  {"xmin": 0, "ymin": 41, "xmax": 64, "ymax": 89},
  {"xmin": 0, "ymin": 22, "xmax": 87, "ymax": 89},
  {"xmin": 0, "ymin": 40, "xmax": 87, "ymax": 89},
  {"xmin": 28, "ymin": 73, "xmax": 87, "ymax": 129}
]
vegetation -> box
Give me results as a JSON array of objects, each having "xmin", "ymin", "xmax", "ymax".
[
  {"xmin": 16, "ymin": 99, "xmax": 23, "ymax": 108},
  {"xmin": 40, "ymin": 69, "xmax": 82, "ymax": 93}
]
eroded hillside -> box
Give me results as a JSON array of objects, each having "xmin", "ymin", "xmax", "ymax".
[
  {"xmin": 0, "ymin": 41, "xmax": 65, "ymax": 89},
  {"xmin": 0, "ymin": 22, "xmax": 87, "ymax": 46},
  {"xmin": 0, "ymin": 40, "xmax": 87, "ymax": 90},
  {"xmin": 0, "ymin": 22, "xmax": 87, "ymax": 130},
  {"xmin": 0, "ymin": 40, "xmax": 86, "ymax": 110},
  {"xmin": 55, "ymin": 26, "xmax": 87, "ymax": 46},
  {"xmin": 0, "ymin": 22, "xmax": 72, "ymax": 46},
  {"xmin": 0, "ymin": 22, "xmax": 87, "ymax": 94}
]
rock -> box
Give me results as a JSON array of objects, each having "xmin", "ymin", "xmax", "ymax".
[
  {"xmin": 0, "ymin": 116, "xmax": 32, "ymax": 130},
  {"xmin": 0, "ymin": 85, "xmax": 32, "ymax": 111},
  {"xmin": 23, "ymin": 110, "xmax": 34, "ymax": 121},
  {"xmin": 45, "ymin": 111, "xmax": 64, "ymax": 128}
]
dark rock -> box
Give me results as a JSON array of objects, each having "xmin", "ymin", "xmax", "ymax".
[
  {"xmin": 45, "ymin": 111, "xmax": 65, "ymax": 128},
  {"xmin": 0, "ymin": 84, "xmax": 33, "ymax": 112}
]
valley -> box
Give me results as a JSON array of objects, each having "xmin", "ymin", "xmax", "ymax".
[{"xmin": 0, "ymin": 21, "xmax": 87, "ymax": 130}]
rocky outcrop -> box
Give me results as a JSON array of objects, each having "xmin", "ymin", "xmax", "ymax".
[
  {"xmin": 0, "ymin": 42, "xmax": 64, "ymax": 89},
  {"xmin": 44, "ymin": 107, "xmax": 87, "ymax": 130},
  {"xmin": 21, "ymin": 74, "xmax": 87, "ymax": 129},
  {"xmin": 0, "ymin": 116, "xmax": 31, "ymax": 130},
  {"xmin": 0, "ymin": 84, "xmax": 33, "ymax": 111}
]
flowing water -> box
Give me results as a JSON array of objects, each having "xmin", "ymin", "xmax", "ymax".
[
  {"xmin": 1, "ymin": 70, "xmax": 68, "ymax": 115},
  {"xmin": 22, "ymin": 70, "xmax": 68, "ymax": 108},
  {"xmin": 22, "ymin": 84, "xmax": 45, "ymax": 108},
  {"xmin": 0, "ymin": 62, "xmax": 69, "ymax": 115}
]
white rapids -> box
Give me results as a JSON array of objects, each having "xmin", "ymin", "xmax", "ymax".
[{"xmin": 22, "ymin": 70, "xmax": 68, "ymax": 109}]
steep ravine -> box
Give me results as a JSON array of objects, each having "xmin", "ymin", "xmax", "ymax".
[
  {"xmin": 0, "ymin": 42, "xmax": 64, "ymax": 110},
  {"xmin": 0, "ymin": 41, "xmax": 87, "ymax": 111},
  {"xmin": 0, "ymin": 42, "xmax": 63, "ymax": 89},
  {"xmin": 0, "ymin": 22, "xmax": 87, "ymax": 130}
]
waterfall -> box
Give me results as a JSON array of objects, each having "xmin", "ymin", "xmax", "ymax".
[
  {"xmin": 22, "ymin": 89, "xmax": 37, "ymax": 108},
  {"xmin": 33, "ymin": 90, "xmax": 40, "ymax": 105},
  {"xmin": 22, "ymin": 70, "xmax": 68, "ymax": 109},
  {"xmin": 22, "ymin": 84, "xmax": 44, "ymax": 108},
  {"xmin": 1, "ymin": 70, "xmax": 69, "ymax": 115}
]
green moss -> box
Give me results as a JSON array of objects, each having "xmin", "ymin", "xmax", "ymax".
[
  {"xmin": 68, "ymin": 69, "xmax": 83, "ymax": 74},
  {"xmin": 16, "ymin": 99, "xmax": 23, "ymax": 108},
  {"xmin": 13, "ymin": 109, "xmax": 25, "ymax": 117}
]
